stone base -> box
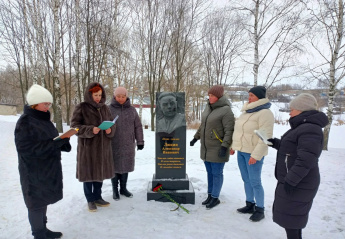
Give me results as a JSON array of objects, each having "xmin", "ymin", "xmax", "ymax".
[
  {"xmin": 147, "ymin": 181, "xmax": 195, "ymax": 204},
  {"xmin": 151, "ymin": 174, "xmax": 190, "ymax": 190}
]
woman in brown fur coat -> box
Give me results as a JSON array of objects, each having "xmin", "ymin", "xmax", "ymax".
[{"xmin": 71, "ymin": 82, "xmax": 116, "ymax": 212}]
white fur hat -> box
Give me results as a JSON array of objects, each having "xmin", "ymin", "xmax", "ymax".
[
  {"xmin": 290, "ymin": 93, "xmax": 318, "ymax": 112},
  {"xmin": 26, "ymin": 84, "xmax": 53, "ymax": 105}
]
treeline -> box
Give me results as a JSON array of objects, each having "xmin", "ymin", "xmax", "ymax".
[{"xmin": 0, "ymin": 0, "xmax": 344, "ymax": 150}]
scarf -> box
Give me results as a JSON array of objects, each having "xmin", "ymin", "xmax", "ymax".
[{"xmin": 246, "ymin": 102, "xmax": 271, "ymax": 113}]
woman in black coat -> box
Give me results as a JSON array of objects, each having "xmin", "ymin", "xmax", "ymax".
[
  {"xmin": 15, "ymin": 84, "xmax": 71, "ymax": 239},
  {"xmin": 268, "ymin": 93, "xmax": 328, "ymax": 239}
]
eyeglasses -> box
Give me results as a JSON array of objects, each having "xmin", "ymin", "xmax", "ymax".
[{"xmin": 43, "ymin": 103, "xmax": 52, "ymax": 108}]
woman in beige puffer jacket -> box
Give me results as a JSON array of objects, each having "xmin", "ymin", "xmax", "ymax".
[{"xmin": 231, "ymin": 86, "xmax": 274, "ymax": 222}]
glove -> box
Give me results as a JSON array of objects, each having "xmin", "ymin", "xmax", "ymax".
[
  {"xmin": 218, "ymin": 146, "xmax": 227, "ymax": 158},
  {"xmin": 190, "ymin": 138, "xmax": 198, "ymax": 146},
  {"xmin": 267, "ymin": 138, "xmax": 280, "ymax": 148},
  {"xmin": 54, "ymin": 138, "xmax": 71, "ymax": 152},
  {"xmin": 137, "ymin": 145, "xmax": 144, "ymax": 150},
  {"xmin": 284, "ymin": 181, "xmax": 295, "ymax": 195},
  {"xmin": 54, "ymin": 138, "xmax": 70, "ymax": 148},
  {"xmin": 61, "ymin": 142, "xmax": 72, "ymax": 152}
]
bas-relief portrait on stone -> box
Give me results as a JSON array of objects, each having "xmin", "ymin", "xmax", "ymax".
[{"xmin": 156, "ymin": 92, "xmax": 186, "ymax": 135}]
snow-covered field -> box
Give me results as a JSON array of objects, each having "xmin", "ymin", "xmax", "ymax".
[{"xmin": 0, "ymin": 102, "xmax": 344, "ymax": 239}]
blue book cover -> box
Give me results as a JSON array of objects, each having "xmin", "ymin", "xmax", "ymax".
[{"xmin": 98, "ymin": 115, "xmax": 119, "ymax": 130}]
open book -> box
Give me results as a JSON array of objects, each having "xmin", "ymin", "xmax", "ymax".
[
  {"xmin": 53, "ymin": 128, "xmax": 79, "ymax": 141},
  {"xmin": 254, "ymin": 129, "xmax": 272, "ymax": 145},
  {"xmin": 98, "ymin": 115, "xmax": 119, "ymax": 130}
]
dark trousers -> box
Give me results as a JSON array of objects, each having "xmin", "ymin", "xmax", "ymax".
[
  {"xmin": 83, "ymin": 181, "xmax": 103, "ymax": 202},
  {"xmin": 285, "ymin": 228, "xmax": 302, "ymax": 239},
  {"xmin": 28, "ymin": 206, "xmax": 47, "ymax": 238}
]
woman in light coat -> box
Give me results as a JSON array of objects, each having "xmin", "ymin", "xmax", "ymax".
[{"xmin": 231, "ymin": 86, "xmax": 274, "ymax": 222}]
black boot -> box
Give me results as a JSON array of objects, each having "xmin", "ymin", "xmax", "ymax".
[
  {"xmin": 33, "ymin": 229, "xmax": 47, "ymax": 239},
  {"xmin": 237, "ymin": 201, "xmax": 255, "ymax": 214},
  {"xmin": 202, "ymin": 194, "xmax": 212, "ymax": 205},
  {"xmin": 44, "ymin": 216, "xmax": 62, "ymax": 238},
  {"xmin": 249, "ymin": 206, "xmax": 265, "ymax": 222},
  {"xmin": 111, "ymin": 175, "xmax": 120, "ymax": 200},
  {"xmin": 119, "ymin": 173, "xmax": 133, "ymax": 198},
  {"xmin": 46, "ymin": 228, "xmax": 63, "ymax": 238},
  {"xmin": 206, "ymin": 197, "xmax": 220, "ymax": 209}
]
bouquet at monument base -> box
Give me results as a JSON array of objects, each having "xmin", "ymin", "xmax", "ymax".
[{"xmin": 152, "ymin": 184, "xmax": 189, "ymax": 214}]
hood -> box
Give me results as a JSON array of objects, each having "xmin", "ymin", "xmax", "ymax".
[
  {"xmin": 110, "ymin": 97, "xmax": 131, "ymax": 108},
  {"xmin": 289, "ymin": 110, "xmax": 329, "ymax": 129},
  {"xmin": 209, "ymin": 95, "xmax": 231, "ymax": 110},
  {"xmin": 84, "ymin": 82, "xmax": 106, "ymax": 108}
]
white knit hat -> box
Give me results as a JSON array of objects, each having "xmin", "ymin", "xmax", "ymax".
[
  {"xmin": 290, "ymin": 93, "xmax": 318, "ymax": 112},
  {"xmin": 26, "ymin": 84, "xmax": 53, "ymax": 105}
]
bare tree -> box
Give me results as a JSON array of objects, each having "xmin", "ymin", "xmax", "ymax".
[
  {"xmin": 301, "ymin": 0, "xmax": 345, "ymax": 150},
  {"xmin": 166, "ymin": 0, "xmax": 208, "ymax": 92},
  {"xmin": 130, "ymin": 0, "xmax": 173, "ymax": 131},
  {"xmin": 231, "ymin": 0, "xmax": 306, "ymax": 87},
  {"xmin": 201, "ymin": 8, "xmax": 247, "ymax": 86},
  {"xmin": 0, "ymin": 0, "xmax": 29, "ymax": 106}
]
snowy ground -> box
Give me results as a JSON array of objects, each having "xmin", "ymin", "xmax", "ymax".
[{"xmin": 0, "ymin": 104, "xmax": 344, "ymax": 239}]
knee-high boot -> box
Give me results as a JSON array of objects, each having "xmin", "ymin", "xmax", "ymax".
[
  {"xmin": 119, "ymin": 173, "xmax": 133, "ymax": 198},
  {"xmin": 111, "ymin": 174, "xmax": 120, "ymax": 200},
  {"xmin": 44, "ymin": 214, "xmax": 62, "ymax": 238}
]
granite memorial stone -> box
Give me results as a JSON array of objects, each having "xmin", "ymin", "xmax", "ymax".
[{"xmin": 147, "ymin": 92, "xmax": 195, "ymax": 204}]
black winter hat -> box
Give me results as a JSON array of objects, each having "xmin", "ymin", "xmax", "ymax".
[{"xmin": 249, "ymin": 86, "xmax": 266, "ymax": 99}]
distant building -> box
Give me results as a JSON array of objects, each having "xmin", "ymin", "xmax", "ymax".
[{"xmin": 0, "ymin": 104, "xmax": 17, "ymax": 115}]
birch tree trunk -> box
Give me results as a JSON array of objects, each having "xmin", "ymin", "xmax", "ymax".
[
  {"xmin": 323, "ymin": 0, "xmax": 344, "ymax": 150},
  {"xmin": 253, "ymin": 0, "xmax": 259, "ymax": 87},
  {"xmin": 22, "ymin": 0, "xmax": 37, "ymax": 84},
  {"xmin": 75, "ymin": 0, "xmax": 82, "ymax": 102},
  {"xmin": 52, "ymin": 0, "xmax": 62, "ymax": 132}
]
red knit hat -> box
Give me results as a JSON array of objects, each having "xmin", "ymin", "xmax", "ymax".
[{"xmin": 208, "ymin": 85, "xmax": 224, "ymax": 99}]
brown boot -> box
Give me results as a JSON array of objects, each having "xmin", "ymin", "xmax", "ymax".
[
  {"xmin": 88, "ymin": 202, "xmax": 97, "ymax": 212},
  {"xmin": 94, "ymin": 198, "xmax": 110, "ymax": 207}
]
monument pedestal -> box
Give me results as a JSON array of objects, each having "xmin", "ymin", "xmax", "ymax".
[{"xmin": 147, "ymin": 174, "xmax": 195, "ymax": 204}]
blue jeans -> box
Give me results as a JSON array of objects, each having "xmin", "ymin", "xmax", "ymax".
[
  {"xmin": 237, "ymin": 151, "xmax": 264, "ymax": 208},
  {"xmin": 204, "ymin": 161, "xmax": 225, "ymax": 198},
  {"xmin": 83, "ymin": 181, "xmax": 103, "ymax": 202}
]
